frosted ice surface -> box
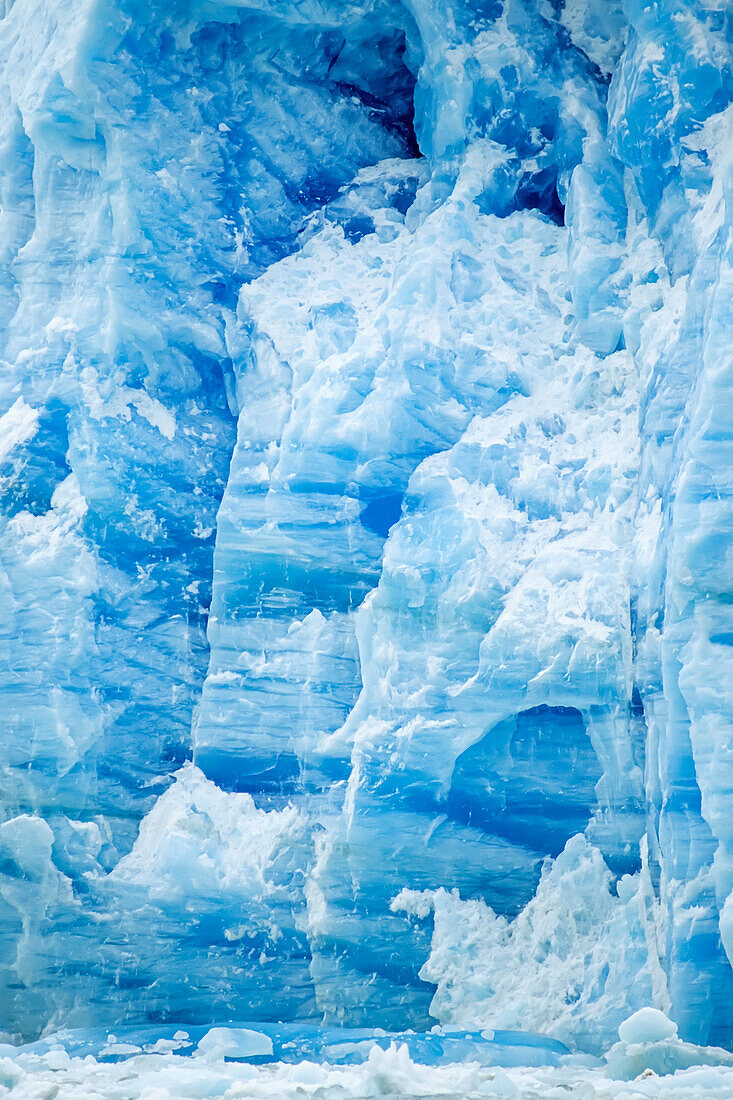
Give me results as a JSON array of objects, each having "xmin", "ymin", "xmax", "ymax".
[
  {"xmin": 2, "ymin": 1033, "xmax": 733, "ymax": 1098},
  {"xmin": 195, "ymin": 1026, "xmax": 274, "ymax": 1059},
  {"xmin": 0, "ymin": 0, "xmax": 731, "ymax": 1081},
  {"xmin": 617, "ymin": 1008, "xmax": 677, "ymax": 1046}
]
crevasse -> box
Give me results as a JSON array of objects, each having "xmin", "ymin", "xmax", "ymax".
[{"xmin": 0, "ymin": 0, "xmax": 731, "ymax": 1055}]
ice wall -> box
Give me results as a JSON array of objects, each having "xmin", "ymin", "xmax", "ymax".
[
  {"xmin": 0, "ymin": 0, "xmax": 419, "ymax": 1035},
  {"xmin": 0, "ymin": 0, "xmax": 731, "ymax": 1053}
]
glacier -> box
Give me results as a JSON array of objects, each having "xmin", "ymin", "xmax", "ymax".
[{"xmin": 0, "ymin": 0, "xmax": 732, "ymax": 1089}]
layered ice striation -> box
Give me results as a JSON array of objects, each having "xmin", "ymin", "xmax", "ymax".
[{"xmin": 0, "ymin": 0, "xmax": 731, "ymax": 1057}]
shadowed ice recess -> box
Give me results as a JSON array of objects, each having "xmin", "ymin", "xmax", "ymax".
[{"xmin": 0, "ymin": 0, "xmax": 732, "ymax": 1076}]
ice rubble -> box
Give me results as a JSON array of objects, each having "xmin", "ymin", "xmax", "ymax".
[
  {"xmin": 0, "ymin": 0, "xmax": 731, "ymax": 1072},
  {"xmin": 3, "ymin": 1023, "xmax": 733, "ymax": 1098},
  {"xmin": 392, "ymin": 835, "xmax": 663, "ymax": 1051}
]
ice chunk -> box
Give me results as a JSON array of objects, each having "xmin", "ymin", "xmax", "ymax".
[
  {"xmin": 618, "ymin": 1008, "xmax": 677, "ymax": 1046},
  {"xmin": 196, "ymin": 1027, "xmax": 273, "ymax": 1060}
]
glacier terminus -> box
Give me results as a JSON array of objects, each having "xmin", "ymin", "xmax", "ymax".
[{"xmin": 0, "ymin": 0, "xmax": 732, "ymax": 1095}]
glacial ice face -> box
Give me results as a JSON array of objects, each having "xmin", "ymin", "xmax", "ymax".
[
  {"xmin": 0, "ymin": 0, "xmax": 419, "ymax": 1036},
  {"xmin": 0, "ymin": 0, "xmax": 731, "ymax": 1056}
]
